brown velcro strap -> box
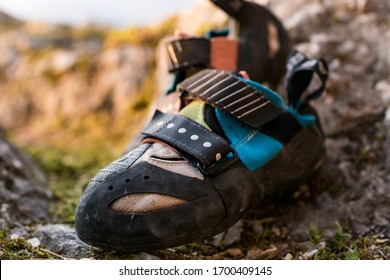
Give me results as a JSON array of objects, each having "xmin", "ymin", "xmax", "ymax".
[
  {"xmin": 166, "ymin": 38, "xmax": 210, "ymax": 72},
  {"xmin": 177, "ymin": 69, "xmax": 285, "ymax": 129}
]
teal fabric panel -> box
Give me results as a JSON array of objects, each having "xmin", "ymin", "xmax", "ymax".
[{"xmin": 215, "ymin": 109, "xmax": 283, "ymax": 171}]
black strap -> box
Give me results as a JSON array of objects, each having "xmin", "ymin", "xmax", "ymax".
[
  {"xmin": 142, "ymin": 110, "xmax": 232, "ymax": 170},
  {"xmin": 260, "ymin": 112, "xmax": 302, "ymax": 144},
  {"xmin": 286, "ymin": 50, "xmax": 328, "ymax": 109},
  {"xmin": 166, "ymin": 38, "xmax": 211, "ymax": 73},
  {"xmin": 210, "ymin": 0, "xmax": 244, "ymax": 17},
  {"xmin": 177, "ymin": 69, "xmax": 285, "ymax": 129}
]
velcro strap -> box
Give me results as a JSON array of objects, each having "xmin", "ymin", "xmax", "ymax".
[
  {"xmin": 166, "ymin": 38, "xmax": 210, "ymax": 72},
  {"xmin": 286, "ymin": 50, "xmax": 328, "ymax": 108},
  {"xmin": 142, "ymin": 110, "xmax": 232, "ymax": 169},
  {"xmin": 177, "ymin": 69, "xmax": 285, "ymax": 129}
]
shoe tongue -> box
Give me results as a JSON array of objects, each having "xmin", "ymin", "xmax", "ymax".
[
  {"xmin": 179, "ymin": 100, "xmax": 210, "ymax": 130},
  {"xmin": 179, "ymin": 100, "xmax": 226, "ymax": 138}
]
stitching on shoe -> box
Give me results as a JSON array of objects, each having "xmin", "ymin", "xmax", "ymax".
[{"xmin": 232, "ymin": 129, "xmax": 257, "ymax": 149}]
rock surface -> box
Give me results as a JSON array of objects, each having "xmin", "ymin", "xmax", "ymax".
[
  {"xmin": 33, "ymin": 224, "xmax": 92, "ymax": 258},
  {"xmin": 0, "ymin": 135, "xmax": 51, "ymax": 232},
  {"xmin": 0, "ymin": 22, "xmax": 153, "ymax": 144}
]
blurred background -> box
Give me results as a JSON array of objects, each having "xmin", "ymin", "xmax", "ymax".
[
  {"xmin": 0, "ymin": 0, "xmax": 196, "ymax": 27},
  {"xmin": 0, "ymin": 0, "xmax": 389, "ymax": 259}
]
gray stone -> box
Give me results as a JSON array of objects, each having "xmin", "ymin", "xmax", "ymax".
[
  {"xmin": 203, "ymin": 232, "xmax": 224, "ymax": 248},
  {"xmin": 203, "ymin": 220, "xmax": 243, "ymax": 248},
  {"xmin": 34, "ymin": 224, "xmax": 92, "ymax": 259},
  {"xmin": 301, "ymin": 249, "xmax": 318, "ymax": 260},
  {"xmin": 0, "ymin": 135, "xmax": 51, "ymax": 230},
  {"xmin": 137, "ymin": 252, "xmax": 161, "ymax": 260},
  {"xmin": 27, "ymin": 237, "xmax": 41, "ymax": 248},
  {"xmin": 376, "ymin": 80, "xmax": 390, "ymax": 105},
  {"xmin": 223, "ymin": 220, "xmax": 244, "ymax": 247}
]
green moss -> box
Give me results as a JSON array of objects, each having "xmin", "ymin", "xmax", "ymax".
[
  {"xmin": 344, "ymin": 249, "xmax": 360, "ymax": 260},
  {"xmin": 0, "ymin": 228, "xmax": 56, "ymax": 260},
  {"xmin": 71, "ymin": 55, "xmax": 93, "ymax": 72},
  {"xmin": 105, "ymin": 15, "xmax": 178, "ymax": 47},
  {"xmin": 43, "ymin": 69, "xmax": 63, "ymax": 85},
  {"xmin": 330, "ymin": 222, "xmax": 352, "ymax": 250},
  {"xmin": 310, "ymin": 223, "xmax": 390, "ymax": 260},
  {"xmin": 73, "ymin": 25, "xmax": 107, "ymax": 42},
  {"xmin": 132, "ymin": 99, "xmax": 149, "ymax": 112},
  {"xmin": 130, "ymin": 67, "xmax": 156, "ymax": 113},
  {"xmin": 24, "ymin": 47, "xmax": 53, "ymax": 62},
  {"xmin": 309, "ymin": 225, "xmax": 323, "ymax": 245}
]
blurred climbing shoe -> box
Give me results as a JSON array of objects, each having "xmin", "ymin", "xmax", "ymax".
[{"xmin": 75, "ymin": 51, "xmax": 328, "ymax": 252}]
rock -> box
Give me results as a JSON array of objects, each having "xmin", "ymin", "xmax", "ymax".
[
  {"xmin": 224, "ymin": 248, "xmax": 244, "ymax": 258},
  {"xmin": 223, "ymin": 220, "xmax": 244, "ymax": 247},
  {"xmin": 285, "ymin": 3, "xmax": 325, "ymax": 34},
  {"xmin": 90, "ymin": 45, "xmax": 153, "ymax": 117},
  {"xmin": 252, "ymin": 220, "xmax": 265, "ymax": 236},
  {"xmin": 376, "ymin": 80, "xmax": 390, "ymax": 105},
  {"xmin": 137, "ymin": 252, "xmax": 161, "ymax": 260},
  {"xmin": 245, "ymin": 248, "xmax": 263, "ymax": 260},
  {"xmin": 33, "ymin": 224, "xmax": 92, "ymax": 259},
  {"xmin": 203, "ymin": 220, "xmax": 243, "ymax": 248},
  {"xmin": 203, "ymin": 232, "xmax": 224, "ymax": 248},
  {"xmin": 51, "ymin": 50, "xmax": 78, "ymax": 72},
  {"xmin": 385, "ymin": 108, "xmax": 390, "ymax": 124},
  {"xmin": 301, "ymin": 249, "xmax": 318, "ymax": 260},
  {"xmin": 0, "ymin": 135, "xmax": 51, "ymax": 230},
  {"xmin": 0, "ymin": 27, "xmax": 153, "ymax": 143},
  {"xmin": 246, "ymin": 244, "xmax": 278, "ymax": 259},
  {"xmin": 317, "ymin": 242, "xmax": 326, "ymax": 250},
  {"xmin": 324, "ymin": 137, "xmax": 352, "ymax": 162},
  {"xmin": 10, "ymin": 233, "xmax": 20, "ymax": 240},
  {"xmin": 27, "ymin": 237, "xmax": 41, "ymax": 248},
  {"xmin": 0, "ymin": 10, "xmax": 23, "ymax": 27}
]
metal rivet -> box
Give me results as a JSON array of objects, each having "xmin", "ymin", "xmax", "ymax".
[
  {"xmin": 178, "ymin": 128, "xmax": 187, "ymax": 133},
  {"xmin": 191, "ymin": 135, "xmax": 199, "ymax": 140},
  {"xmin": 157, "ymin": 121, "xmax": 164, "ymax": 126},
  {"xmin": 167, "ymin": 123, "xmax": 175, "ymax": 128},
  {"xmin": 203, "ymin": 142, "xmax": 212, "ymax": 148},
  {"xmin": 215, "ymin": 153, "xmax": 222, "ymax": 161}
]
